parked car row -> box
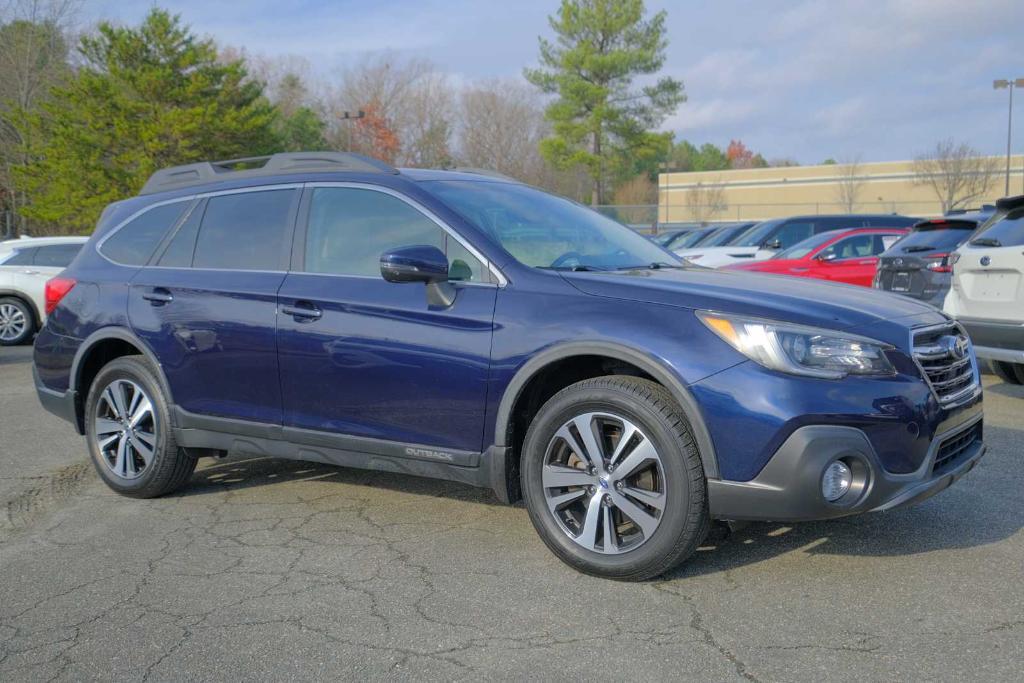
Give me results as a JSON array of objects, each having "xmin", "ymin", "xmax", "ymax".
[{"xmin": 653, "ymin": 200, "xmax": 1023, "ymax": 387}]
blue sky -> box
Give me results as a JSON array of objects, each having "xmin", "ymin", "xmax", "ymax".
[{"xmin": 86, "ymin": 0, "xmax": 1023, "ymax": 164}]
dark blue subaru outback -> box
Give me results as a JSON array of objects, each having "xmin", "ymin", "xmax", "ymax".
[{"xmin": 34, "ymin": 152, "xmax": 985, "ymax": 580}]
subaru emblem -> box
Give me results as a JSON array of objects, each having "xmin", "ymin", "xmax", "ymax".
[
  {"xmin": 980, "ymin": 256, "xmax": 991, "ymax": 266},
  {"xmin": 894, "ymin": 258, "xmax": 903, "ymax": 266}
]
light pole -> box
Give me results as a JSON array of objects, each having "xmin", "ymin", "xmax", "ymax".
[
  {"xmin": 994, "ymin": 78, "xmax": 1024, "ymax": 195},
  {"xmin": 339, "ymin": 110, "xmax": 365, "ymax": 151}
]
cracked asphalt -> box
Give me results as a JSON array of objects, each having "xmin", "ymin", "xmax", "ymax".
[{"xmin": 2, "ymin": 345, "xmax": 1022, "ymax": 681}]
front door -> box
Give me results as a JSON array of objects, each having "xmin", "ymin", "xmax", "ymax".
[{"xmin": 276, "ymin": 184, "xmax": 498, "ymax": 455}]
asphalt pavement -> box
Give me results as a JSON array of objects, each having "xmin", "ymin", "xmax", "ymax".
[{"xmin": 1, "ymin": 345, "xmax": 1022, "ymax": 681}]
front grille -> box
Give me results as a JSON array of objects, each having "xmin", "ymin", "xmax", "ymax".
[
  {"xmin": 912, "ymin": 322, "xmax": 978, "ymax": 403},
  {"xmin": 933, "ymin": 421, "xmax": 982, "ymax": 474}
]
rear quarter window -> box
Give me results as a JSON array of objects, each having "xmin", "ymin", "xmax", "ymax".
[
  {"xmin": 100, "ymin": 202, "xmax": 189, "ymax": 265},
  {"xmin": 33, "ymin": 243, "xmax": 83, "ymax": 267},
  {"xmin": 0, "ymin": 247, "xmax": 36, "ymax": 266}
]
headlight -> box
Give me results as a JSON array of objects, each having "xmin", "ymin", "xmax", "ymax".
[{"xmin": 697, "ymin": 311, "xmax": 895, "ymax": 379}]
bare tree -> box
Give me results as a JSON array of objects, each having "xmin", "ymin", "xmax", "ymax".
[
  {"xmin": 912, "ymin": 139, "xmax": 1001, "ymax": 213},
  {"xmin": 402, "ymin": 71, "xmax": 454, "ymax": 168},
  {"xmin": 834, "ymin": 155, "xmax": 865, "ymax": 212},
  {"xmin": 684, "ymin": 180, "xmax": 728, "ymax": 224},
  {"xmin": 458, "ymin": 79, "xmax": 547, "ymax": 180},
  {"xmin": 0, "ymin": 0, "xmax": 78, "ymax": 236}
]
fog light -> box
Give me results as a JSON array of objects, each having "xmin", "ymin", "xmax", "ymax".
[{"xmin": 822, "ymin": 461, "xmax": 852, "ymax": 502}]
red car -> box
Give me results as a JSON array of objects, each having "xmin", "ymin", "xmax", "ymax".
[{"xmin": 722, "ymin": 227, "xmax": 909, "ymax": 287}]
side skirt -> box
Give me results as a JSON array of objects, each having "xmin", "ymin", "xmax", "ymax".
[{"xmin": 172, "ymin": 407, "xmax": 506, "ymax": 493}]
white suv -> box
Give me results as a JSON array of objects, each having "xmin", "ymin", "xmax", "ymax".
[
  {"xmin": 944, "ymin": 195, "xmax": 1024, "ymax": 384},
  {"xmin": 0, "ymin": 236, "xmax": 87, "ymax": 345}
]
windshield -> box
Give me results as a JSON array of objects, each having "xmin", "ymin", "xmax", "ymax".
[
  {"xmin": 886, "ymin": 225, "xmax": 974, "ymax": 254},
  {"xmin": 653, "ymin": 231, "xmax": 685, "ymax": 246},
  {"xmin": 672, "ymin": 227, "xmax": 718, "ymax": 250},
  {"xmin": 734, "ymin": 220, "xmax": 782, "ymax": 247},
  {"xmin": 773, "ymin": 231, "xmax": 841, "ymax": 259},
  {"xmin": 701, "ymin": 224, "xmax": 755, "ymax": 248},
  {"xmin": 423, "ymin": 181, "xmax": 677, "ymax": 269}
]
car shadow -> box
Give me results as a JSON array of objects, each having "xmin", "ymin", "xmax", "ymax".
[
  {"xmin": 178, "ymin": 424, "xmax": 1021, "ymax": 577},
  {"xmin": 985, "ymin": 381, "xmax": 1024, "ymax": 399},
  {"xmin": 179, "ymin": 454, "xmax": 506, "ymax": 506},
  {"xmin": 666, "ymin": 422, "xmax": 1023, "ymax": 580}
]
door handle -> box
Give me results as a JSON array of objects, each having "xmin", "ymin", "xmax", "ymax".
[
  {"xmin": 22, "ymin": 269, "xmax": 40, "ymax": 275},
  {"xmin": 141, "ymin": 288, "xmax": 173, "ymax": 305},
  {"xmin": 281, "ymin": 302, "xmax": 322, "ymax": 320}
]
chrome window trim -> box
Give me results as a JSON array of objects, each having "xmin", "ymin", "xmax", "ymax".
[
  {"xmin": 96, "ymin": 184, "xmax": 304, "ymax": 269},
  {"xmin": 302, "ymin": 181, "xmax": 508, "ymax": 287}
]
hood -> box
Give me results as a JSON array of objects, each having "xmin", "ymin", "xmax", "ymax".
[{"xmin": 560, "ymin": 266, "xmax": 944, "ymax": 347}]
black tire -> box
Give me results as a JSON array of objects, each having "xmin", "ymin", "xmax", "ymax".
[
  {"xmin": 0, "ymin": 296, "xmax": 35, "ymax": 346},
  {"xmin": 521, "ymin": 376, "xmax": 709, "ymax": 581},
  {"xmin": 84, "ymin": 355, "xmax": 197, "ymax": 498},
  {"xmin": 991, "ymin": 360, "xmax": 1024, "ymax": 385}
]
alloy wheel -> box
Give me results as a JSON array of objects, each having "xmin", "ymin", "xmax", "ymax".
[
  {"xmin": 93, "ymin": 379, "xmax": 157, "ymax": 480},
  {"xmin": 0, "ymin": 303, "xmax": 27, "ymax": 342},
  {"xmin": 542, "ymin": 411, "xmax": 666, "ymax": 554}
]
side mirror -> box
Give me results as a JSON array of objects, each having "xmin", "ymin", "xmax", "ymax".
[
  {"xmin": 380, "ymin": 245, "xmax": 456, "ymax": 307},
  {"xmin": 817, "ymin": 252, "xmax": 839, "ymax": 262},
  {"xmin": 380, "ymin": 245, "xmax": 449, "ymax": 283},
  {"xmin": 763, "ymin": 239, "xmax": 783, "ymax": 250}
]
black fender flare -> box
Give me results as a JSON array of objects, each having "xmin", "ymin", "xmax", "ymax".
[
  {"xmin": 70, "ymin": 326, "xmax": 176, "ymax": 419},
  {"xmin": 492, "ymin": 341, "xmax": 719, "ymax": 479}
]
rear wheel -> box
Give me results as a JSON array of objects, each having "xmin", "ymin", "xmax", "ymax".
[
  {"xmin": 84, "ymin": 355, "xmax": 197, "ymax": 497},
  {"xmin": 0, "ymin": 297, "xmax": 34, "ymax": 346},
  {"xmin": 521, "ymin": 376, "xmax": 709, "ymax": 581},
  {"xmin": 991, "ymin": 360, "xmax": 1024, "ymax": 385}
]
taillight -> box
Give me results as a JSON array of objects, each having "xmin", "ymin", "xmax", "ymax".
[
  {"xmin": 924, "ymin": 253, "xmax": 952, "ymax": 273},
  {"xmin": 45, "ymin": 277, "xmax": 76, "ymax": 315}
]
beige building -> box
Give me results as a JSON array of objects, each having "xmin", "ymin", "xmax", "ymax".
[{"xmin": 657, "ymin": 156, "xmax": 1024, "ymax": 223}]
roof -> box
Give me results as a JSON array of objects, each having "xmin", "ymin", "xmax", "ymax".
[{"xmin": 0, "ymin": 236, "xmax": 88, "ymax": 251}]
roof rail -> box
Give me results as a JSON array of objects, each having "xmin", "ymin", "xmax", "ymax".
[
  {"xmin": 451, "ymin": 167, "xmax": 517, "ymax": 182},
  {"xmin": 139, "ymin": 151, "xmax": 399, "ymax": 195}
]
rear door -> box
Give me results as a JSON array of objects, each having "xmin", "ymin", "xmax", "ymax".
[
  {"xmin": 952, "ymin": 209, "xmax": 1024, "ymax": 323},
  {"xmin": 129, "ymin": 187, "xmax": 300, "ymax": 425},
  {"xmin": 276, "ymin": 183, "xmax": 498, "ymax": 456}
]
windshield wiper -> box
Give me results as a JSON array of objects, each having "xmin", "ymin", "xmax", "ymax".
[
  {"xmin": 970, "ymin": 237, "xmax": 1002, "ymax": 247},
  {"xmin": 539, "ymin": 264, "xmax": 607, "ymax": 272},
  {"xmin": 615, "ymin": 262, "xmax": 685, "ymax": 271}
]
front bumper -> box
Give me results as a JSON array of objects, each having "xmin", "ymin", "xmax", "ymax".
[
  {"xmin": 708, "ymin": 414, "xmax": 985, "ymax": 522},
  {"xmin": 33, "ymin": 364, "xmax": 80, "ymax": 431}
]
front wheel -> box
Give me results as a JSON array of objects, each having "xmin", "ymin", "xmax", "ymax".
[
  {"xmin": 521, "ymin": 376, "xmax": 709, "ymax": 581},
  {"xmin": 84, "ymin": 355, "xmax": 197, "ymax": 498}
]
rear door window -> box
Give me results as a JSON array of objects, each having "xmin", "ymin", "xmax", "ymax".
[
  {"xmin": 101, "ymin": 202, "xmax": 189, "ymax": 265},
  {"xmin": 192, "ymin": 190, "xmax": 297, "ymax": 271},
  {"xmin": 33, "ymin": 243, "xmax": 82, "ymax": 267}
]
